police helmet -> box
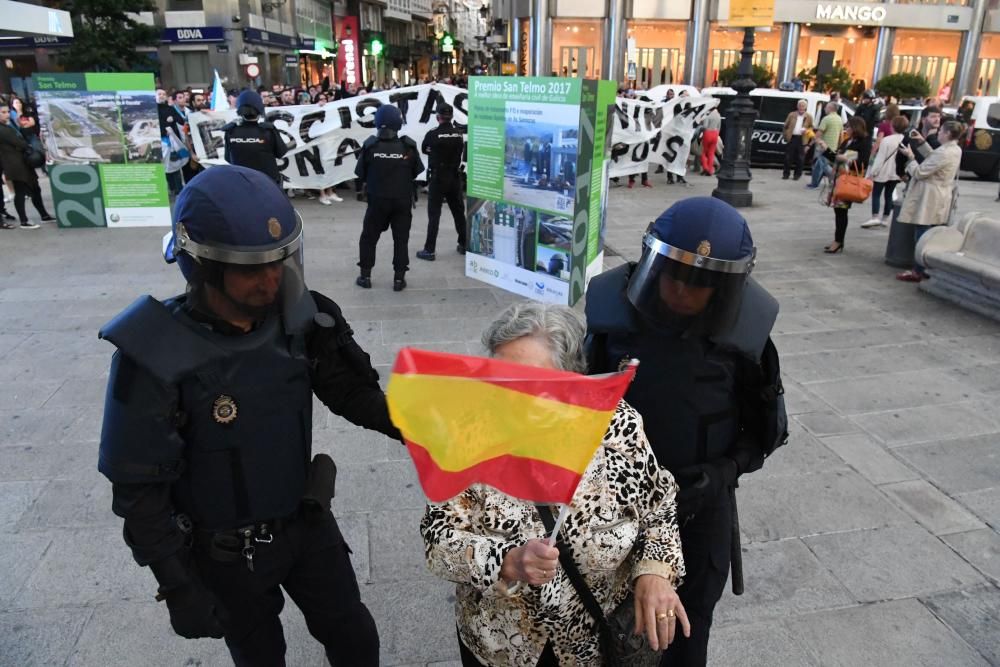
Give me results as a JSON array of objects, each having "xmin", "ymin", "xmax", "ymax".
[
  {"xmin": 862, "ymin": 89, "xmax": 876, "ymax": 100},
  {"xmin": 164, "ymin": 165, "xmax": 308, "ymax": 323},
  {"xmin": 375, "ymin": 105, "xmax": 403, "ymax": 132},
  {"xmin": 436, "ymin": 103, "xmax": 454, "ymax": 119},
  {"xmin": 236, "ymin": 89, "xmax": 265, "ymax": 120},
  {"xmin": 627, "ymin": 197, "xmax": 756, "ymax": 335}
]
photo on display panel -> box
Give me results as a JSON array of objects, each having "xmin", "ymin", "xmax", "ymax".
[
  {"xmin": 466, "ymin": 199, "xmax": 542, "ymax": 274},
  {"xmin": 502, "ymin": 101, "xmax": 579, "ymax": 216}
]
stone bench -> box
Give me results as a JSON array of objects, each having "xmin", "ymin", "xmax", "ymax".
[{"xmin": 916, "ymin": 211, "xmax": 1000, "ymax": 322}]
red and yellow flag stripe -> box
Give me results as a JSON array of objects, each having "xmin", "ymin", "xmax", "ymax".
[{"xmin": 387, "ymin": 348, "xmax": 635, "ymax": 503}]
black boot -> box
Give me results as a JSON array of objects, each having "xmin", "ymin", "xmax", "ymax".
[
  {"xmin": 393, "ymin": 272, "xmax": 406, "ymax": 292},
  {"xmin": 356, "ymin": 273, "xmax": 372, "ymax": 289}
]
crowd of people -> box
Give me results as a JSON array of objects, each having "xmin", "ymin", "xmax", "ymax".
[{"xmin": 780, "ymin": 90, "xmax": 964, "ymax": 282}]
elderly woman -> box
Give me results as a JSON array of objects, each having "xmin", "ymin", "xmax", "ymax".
[
  {"xmin": 421, "ymin": 302, "xmax": 687, "ymax": 667},
  {"xmin": 894, "ymin": 120, "xmax": 964, "ymax": 282}
]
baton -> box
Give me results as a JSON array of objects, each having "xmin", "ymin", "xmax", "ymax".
[{"xmin": 729, "ymin": 485, "xmax": 744, "ymax": 596}]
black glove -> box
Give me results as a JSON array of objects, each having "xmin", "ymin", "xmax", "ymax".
[
  {"xmin": 302, "ymin": 453, "xmax": 338, "ymax": 515},
  {"xmin": 150, "ymin": 554, "xmax": 226, "ymax": 639},
  {"xmin": 674, "ymin": 457, "xmax": 739, "ymax": 521},
  {"xmin": 158, "ymin": 580, "xmax": 227, "ymax": 639}
]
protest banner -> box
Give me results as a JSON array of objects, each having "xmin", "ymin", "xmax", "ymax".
[
  {"xmin": 33, "ymin": 72, "xmax": 171, "ymax": 228},
  {"xmin": 607, "ymin": 95, "xmax": 720, "ymax": 178},
  {"xmin": 188, "ymin": 84, "xmax": 469, "ymax": 190},
  {"xmin": 464, "ymin": 76, "xmax": 617, "ymax": 307}
]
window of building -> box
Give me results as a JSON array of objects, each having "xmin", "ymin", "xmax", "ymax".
[
  {"xmin": 891, "ymin": 30, "xmax": 961, "ymax": 99},
  {"xmin": 707, "ymin": 25, "xmax": 781, "ymax": 85},
  {"xmin": 975, "ymin": 34, "xmax": 1000, "ymax": 96},
  {"xmin": 551, "ymin": 19, "xmax": 603, "ymax": 78},
  {"xmin": 627, "ymin": 21, "xmax": 688, "ymax": 86},
  {"xmin": 173, "ymin": 50, "xmax": 210, "ymax": 86},
  {"xmin": 296, "ymin": 0, "xmax": 333, "ymax": 42}
]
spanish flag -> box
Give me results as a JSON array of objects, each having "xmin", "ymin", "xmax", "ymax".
[{"xmin": 387, "ymin": 348, "xmax": 636, "ymax": 504}]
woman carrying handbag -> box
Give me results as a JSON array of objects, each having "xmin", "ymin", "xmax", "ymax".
[{"xmin": 824, "ymin": 116, "xmax": 871, "ymax": 254}]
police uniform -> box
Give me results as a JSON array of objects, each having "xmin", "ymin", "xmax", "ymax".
[
  {"xmin": 98, "ymin": 166, "xmax": 399, "ymax": 667},
  {"xmin": 417, "ymin": 104, "xmax": 466, "ymax": 259},
  {"xmin": 585, "ymin": 197, "xmax": 788, "ymax": 667},
  {"xmin": 355, "ymin": 105, "xmax": 424, "ymax": 291},
  {"xmin": 223, "ymin": 90, "xmax": 287, "ymax": 185}
]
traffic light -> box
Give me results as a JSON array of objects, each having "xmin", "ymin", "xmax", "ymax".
[
  {"xmin": 371, "ymin": 38, "xmax": 383, "ymax": 56},
  {"xmin": 440, "ymin": 33, "xmax": 454, "ymax": 53}
]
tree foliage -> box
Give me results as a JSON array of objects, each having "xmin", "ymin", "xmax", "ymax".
[
  {"xmin": 797, "ymin": 65, "xmax": 853, "ymax": 96},
  {"xmin": 718, "ymin": 63, "xmax": 775, "ymax": 89},
  {"xmin": 875, "ymin": 72, "xmax": 931, "ymax": 101},
  {"xmin": 58, "ymin": 0, "xmax": 161, "ymax": 72}
]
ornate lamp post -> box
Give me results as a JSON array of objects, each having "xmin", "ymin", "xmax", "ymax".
[{"xmin": 712, "ymin": 27, "xmax": 757, "ymax": 208}]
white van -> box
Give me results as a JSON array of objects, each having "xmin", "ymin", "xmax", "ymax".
[{"xmin": 700, "ymin": 87, "xmax": 844, "ymax": 166}]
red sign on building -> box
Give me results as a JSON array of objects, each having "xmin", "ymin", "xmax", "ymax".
[{"xmin": 337, "ymin": 16, "xmax": 362, "ymax": 90}]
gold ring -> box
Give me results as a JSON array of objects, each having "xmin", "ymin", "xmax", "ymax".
[
  {"xmin": 656, "ymin": 612, "xmax": 668, "ymax": 620},
  {"xmin": 667, "ymin": 610, "xmax": 675, "ymax": 618}
]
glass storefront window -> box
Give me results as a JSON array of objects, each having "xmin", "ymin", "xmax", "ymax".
[
  {"xmin": 706, "ymin": 25, "xmax": 781, "ymax": 86},
  {"xmin": 797, "ymin": 25, "xmax": 878, "ymax": 88},
  {"xmin": 975, "ymin": 34, "xmax": 1000, "ymax": 96},
  {"xmin": 891, "ymin": 30, "xmax": 961, "ymax": 101},
  {"xmin": 551, "ymin": 18, "xmax": 603, "ymax": 78},
  {"xmin": 627, "ymin": 20, "xmax": 688, "ymax": 88}
]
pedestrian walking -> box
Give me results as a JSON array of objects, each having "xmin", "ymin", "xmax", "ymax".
[
  {"xmin": 862, "ymin": 114, "xmax": 908, "ymax": 229},
  {"xmin": 417, "ymin": 103, "xmax": 467, "ymax": 261},
  {"xmin": 782, "ymin": 99, "xmax": 813, "ymax": 180},
  {"xmin": 700, "ymin": 107, "xmax": 722, "ymax": 176},
  {"xmin": 97, "ymin": 166, "xmax": 401, "ymax": 666},
  {"xmin": 354, "ymin": 105, "xmax": 424, "ymax": 291},
  {"xmin": 222, "ymin": 90, "xmax": 287, "ymax": 186},
  {"xmin": 0, "ymin": 101, "xmax": 53, "ymax": 229},
  {"xmin": 894, "ymin": 120, "xmax": 964, "ymax": 282},
  {"xmin": 825, "ymin": 116, "xmax": 872, "ymax": 254},
  {"xmin": 585, "ymin": 197, "xmax": 787, "ymax": 667}
]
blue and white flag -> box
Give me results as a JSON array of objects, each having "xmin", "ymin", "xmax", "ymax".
[{"xmin": 210, "ymin": 69, "xmax": 229, "ymax": 112}]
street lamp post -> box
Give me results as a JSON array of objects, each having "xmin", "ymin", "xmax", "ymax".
[{"xmin": 712, "ymin": 27, "xmax": 757, "ymax": 208}]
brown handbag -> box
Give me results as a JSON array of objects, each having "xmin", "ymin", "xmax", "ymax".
[{"xmin": 832, "ymin": 167, "xmax": 873, "ymax": 204}]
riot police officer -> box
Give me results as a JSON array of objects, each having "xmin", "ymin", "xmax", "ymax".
[
  {"xmin": 98, "ymin": 166, "xmax": 399, "ymax": 667},
  {"xmin": 585, "ymin": 197, "xmax": 787, "ymax": 667},
  {"xmin": 222, "ymin": 90, "xmax": 287, "ymax": 185},
  {"xmin": 355, "ymin": 105, "xmax": 424, "ymax": 291},
  {"xmin": 416, "ymin": 103, "xmax": 467, "ymax": 261}
]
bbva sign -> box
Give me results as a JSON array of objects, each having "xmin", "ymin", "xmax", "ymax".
[{"xmin": 815, "ymin": 4, "xmax": 888, "ymax": 22}]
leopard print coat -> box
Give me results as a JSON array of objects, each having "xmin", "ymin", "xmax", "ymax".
[{"xmin": 420, "ymin": 401, "xmax": 684, "ymax": 667}]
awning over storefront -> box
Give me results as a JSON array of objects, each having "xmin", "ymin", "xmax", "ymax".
[{"xmin": 0, "ymin": 0, "xmax": 73, "ymax": 38}]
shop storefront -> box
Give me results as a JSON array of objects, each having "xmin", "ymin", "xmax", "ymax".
[
  {"xmin": 244, "ymin": 27, "xmax": 304, "ymax": 87},
  {"xmin": 706, "ymin": 24, "xmax": 782, "ymax": 85},
  {"xmin": 977, "ymin": 32, "xmax": 1000, "ymax": 96},
  {"xmin": 627, "ymin": 21, "xmax": 688, "ymax": 87},
  {"xmin": 552, "ymin": 18, "xmax": 604, "ymax": 78},
  {"xmin": 163, "ymin": 27, "xmax": 227, "ymax": 89},
  {"xmin": 891, "ymin": 29, "xmax": 961, "ymax": 98}
]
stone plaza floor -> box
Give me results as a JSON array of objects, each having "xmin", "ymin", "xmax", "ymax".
[{"xmin": 0, "ymin": 167, "xmax": 998, "ymax": 666}]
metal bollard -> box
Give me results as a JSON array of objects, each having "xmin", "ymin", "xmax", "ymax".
[{"xmin": 884, "ymin": 201, "xmax": 915, "ymax": 268}]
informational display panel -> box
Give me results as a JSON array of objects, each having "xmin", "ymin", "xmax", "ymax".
[
  {"xmin": 465, "ymin": 77, "xmax": 617, "ymax": 306},
  {"xmin": 33, "ymin": 73, "xmax": 170, "ymax": 228}
]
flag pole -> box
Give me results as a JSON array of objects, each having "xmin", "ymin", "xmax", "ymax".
[{"xmin": 547, "ymin": 504, "xmax": 570, "ymax": 544}]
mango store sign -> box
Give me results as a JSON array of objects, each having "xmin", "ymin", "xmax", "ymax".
[{"xmin": 816, "ymin": 3, "xmax": 887, "ymax": 22}]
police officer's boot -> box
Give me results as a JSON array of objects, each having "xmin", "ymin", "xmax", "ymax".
[
  {"xmin": 356, "ymin": 270, "xmax": 372, "ymax": 289},
  {"xmin": 416, "ymin": 249, "xmax": 435, "ymax": 261},
  {"xmin": 393, "ymin": 271, "xmax": 406, "ymax": 292}
]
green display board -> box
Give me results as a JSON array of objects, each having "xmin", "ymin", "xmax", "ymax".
[
  {"xmin": 33, "ymin": 73, "xmax": 171, "ymax": 228},
  {"xmin": 465, "ymin": 77, "xmax": 616, "ymax": 306}
]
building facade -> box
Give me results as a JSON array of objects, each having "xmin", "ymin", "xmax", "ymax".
[{"xmin": 508, "ymin": 0, "xmax": 1000, "ymax": 102}]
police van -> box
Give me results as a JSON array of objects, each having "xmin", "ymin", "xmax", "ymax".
[
  {"xmin": 955, "ymin": 96, "xmax": 1000, "ymax": 180},
  {"xmin": 700, "ymin": 88, "xmax": 843, "ymax": 166}
]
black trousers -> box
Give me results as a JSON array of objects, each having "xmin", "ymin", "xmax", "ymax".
[
  {"xmin": 195, "ymin": 510, "xmax": 378, "ymax": 667},
  {"xmin": 424, "ymin": 176, "xmax": 466, "ymax": 252},
  {"xmin": 834, "ymin": 207, "xmax": 849, "ymax": 244},
  {"xmin": 13, "ymin": 180, "xmax": 49, "ymax": 223},
  {"xmin": 783, "ymin": 135, "xmax": 805, "ymax": 178},
  {"xmin": 359, "ymin": 196, "xmax": 412, "ymax": 275},
  {"xmin": 661, "ymin": 491, "xmax": 732, "ymax": 667}
]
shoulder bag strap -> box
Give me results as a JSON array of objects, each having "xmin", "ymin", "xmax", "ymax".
[{"xmin": 537, "ymin": 505, "xmax": 613, "ymax": 641}]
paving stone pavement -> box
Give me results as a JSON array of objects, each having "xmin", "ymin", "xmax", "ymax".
[{"xmin": 1, "ymin": 168, "xmax": 998, "ymax": 666}]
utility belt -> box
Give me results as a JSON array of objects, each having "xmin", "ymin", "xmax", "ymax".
[{"xmin": 183, "ymin": 453, "xmax": 338, "ymax": 572}]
